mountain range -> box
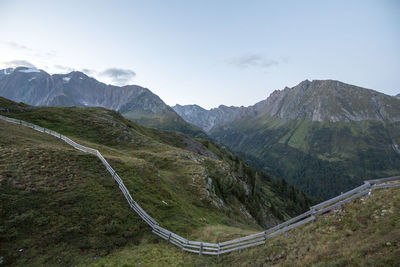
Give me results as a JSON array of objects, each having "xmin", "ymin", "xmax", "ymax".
[
  {"xmin": 0, "ymin": 67, "xmax": 205, "ymax": 138},
  {"xmin": 174, "ymin": 80, "xmax": 400, "ymax": 199},
  {"xmin": 1, "ymin": 66, "xmax": 399, "ymax": 200},
  {"xmin": 174, "ymin": 80, "xmax": 400, "ymax": 132}
]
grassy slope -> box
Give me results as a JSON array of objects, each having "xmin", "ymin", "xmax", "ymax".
[
  {"xmin": 211, "ymin": 114, "xmax": 400, "ymax": 200},
  {"xmin": 0, "ymin": 97, "xmax": 312, "ymax": 265},
  {"xmin": 88, "ymin": 186, "xmax": 400, "ymax": 266},
  {"xmin": 122, "ymin": 108, "xmax": 208, "ymax": 139},
  {"xmin": 0, "ymin": 121, "xmax": 149, "ymax": 266}
]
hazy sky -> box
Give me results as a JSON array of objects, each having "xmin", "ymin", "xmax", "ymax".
[{"xmin": 1, "ymin": 0, "xmax": 399, "ymax": 109}]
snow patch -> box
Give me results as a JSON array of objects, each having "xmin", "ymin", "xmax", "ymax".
[
  {"xmin": 79, "ymin": 77, "xmax": 84, "ymax": 80},
  {"xmin": 28, "ymin": 77, "xmax": 36, "ymax": 82},
  {"xmin": 63, "ymin": 77, "xmax": 71, "ymax": 82},
  {"xmin": 4, "ymin": 68, "xmax": 14, "ymax": 75},
  {"xmin": 18, "ymin": 68, "xmax": 40, "ymax": 73}
]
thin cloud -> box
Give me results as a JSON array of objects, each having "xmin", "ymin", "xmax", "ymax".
[
  {"xmin": 1, "ymin": 40, "xmax": 56, "ymax": 58},
  {"xmin": 229, "ymin": 54, "xmax": 279, "ymax": 69},
  {"xmin": 100, "ymin": 68, "xmax": 136, "ymax": 85},
  {"xmin": 81, "ymin": 68, "xmax": 96, "ymax": 75},
  {"xmin": 4, "ymin": 60, "xmax": 36, "ymax": 68},
  {"xmin": 3, "ymin": 41, "xmax": 33, "ymax": 51}
]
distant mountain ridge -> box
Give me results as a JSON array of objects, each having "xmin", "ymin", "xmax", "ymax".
[
  {"xmin": 174, "ymin": 80, "xmax": 400, "ymax": 133},
  {"xmin": 0, "ymin": 67, "xmax": 205, "ymax": 137},
  {"xmin": 173, "ymin": 104, "xmax": 247, "ymax": 132}
]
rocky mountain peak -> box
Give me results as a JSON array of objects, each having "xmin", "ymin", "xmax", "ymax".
[
  {"xmin": 253, "ymin": 79, "xmax": 400, "ymax": 123},
  {"xmin": 299, "ymin": 79, "xmax": 311, "ymax": 87}
]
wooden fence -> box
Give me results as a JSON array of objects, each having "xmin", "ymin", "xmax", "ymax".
[{"xmin": 1, "ymin": 114, "xmax": 399, "ymax": 256}]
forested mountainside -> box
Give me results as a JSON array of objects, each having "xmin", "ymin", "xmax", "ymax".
[{"xmin": 175, "ymin": 80, "xmax": 400, "ymax": 199}]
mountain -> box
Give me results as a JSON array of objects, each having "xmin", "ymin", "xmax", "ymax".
[
  {"xmin": 0, "ymin": 67, "xmax": 205, "ymax": 138},
  {"xmin": 173, "ymin": 104, "xmax": 248, "ymax": 132},
  {"xmin": 175, "ymin": 80, "xmax": 400, "ymax": 133},
  {"xmin": 396, "ymin": 93, "xmax": 400, "ymax": 99},
  {"xmin": 176, "ymin": 80, "xmax": 400, "ymax": 200},
  {"xmin": 250, "ymin": 79, "xmax": 400, "ymax": 122},
  {"xmin": 0, "ymin": 96, "xmax": 312, "ymax": 266}
]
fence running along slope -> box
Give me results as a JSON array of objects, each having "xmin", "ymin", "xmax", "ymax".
[{"xmin": 1, "ymin": 114, "xmax": 400, "ymax": 256}]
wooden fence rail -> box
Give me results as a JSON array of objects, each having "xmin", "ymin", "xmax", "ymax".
[{"xmin": 1, "ymin": 114, "xmax": 399, "ymax": 256}]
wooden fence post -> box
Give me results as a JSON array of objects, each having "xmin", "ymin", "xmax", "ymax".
[
  {"xmin": 167, "ymin": 233, "xmax": 171, "ymax": 243},
  {"xmin": 199, "ymin": 243, "xmax": 203, "ymax": 255},
  {"xmin": 310, "ymin": 207, "xmax": 316, "ymax": 224},
  {"xmin": 365, "ymin": 181, "xmax": 372, "ymax": 198}
]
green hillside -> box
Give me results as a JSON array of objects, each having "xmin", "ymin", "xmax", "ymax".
[
  {"xmin": 211, "ymin": 115, "xmax": 400, "ymax": 200},
  {"xmin": 84, "ymin": 185, "xmax": 400, "ymax": 266},
  {"xmin": 122, "ymin": 108, "xmax": 208, "ymax": 139},
  {"xmin": 0, "ymin": 97, "xmax": 311, "ymax": 266}
]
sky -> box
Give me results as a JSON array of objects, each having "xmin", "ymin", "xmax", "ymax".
[{"xmin": 0, "ymin": 0, "xmax": 399, "ymax": 109}]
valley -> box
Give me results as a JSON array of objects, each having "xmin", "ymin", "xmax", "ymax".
[{"xmin": 174, "ymin": 80, "xmax": 400, "ymax": 200}]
